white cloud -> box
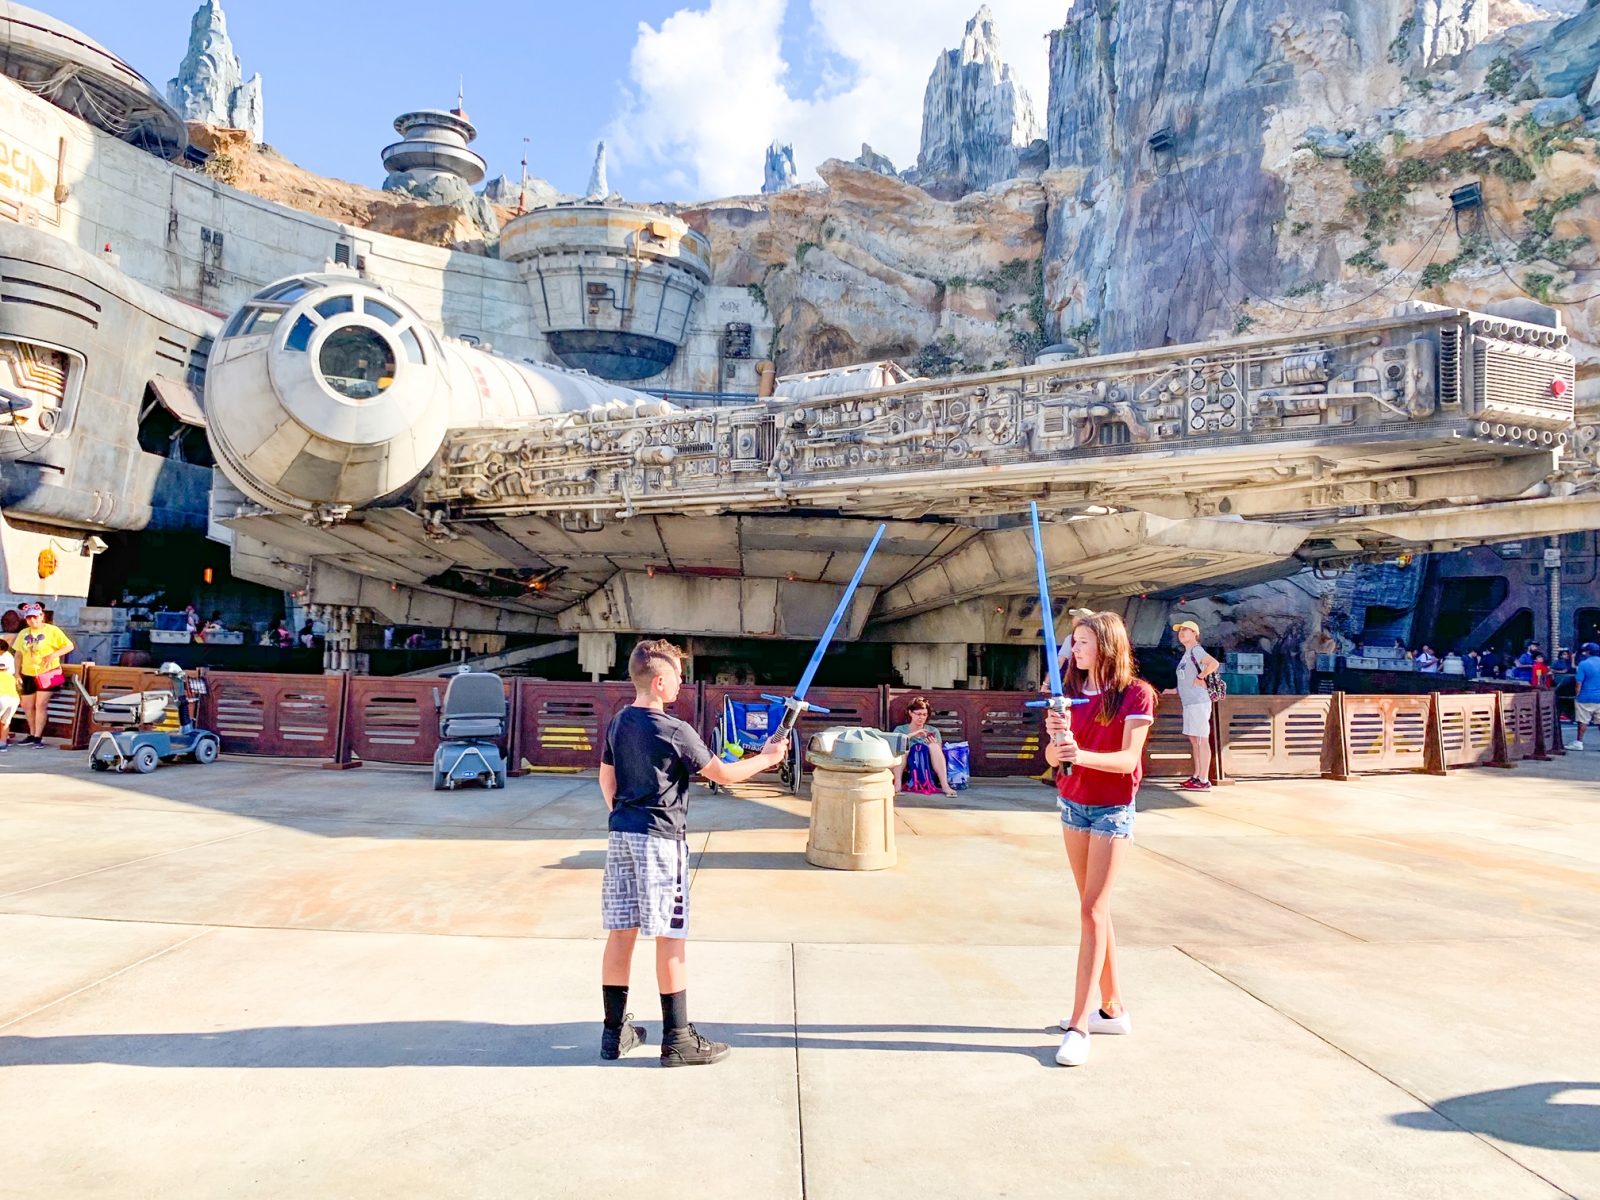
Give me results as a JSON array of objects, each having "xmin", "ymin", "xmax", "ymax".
[{"xmin": 606, "ymin": 0, "xmax": 1058, "ymax": 200}]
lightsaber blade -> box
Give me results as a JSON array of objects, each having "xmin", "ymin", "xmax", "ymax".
[
  {"xmin": 762, "ymin": 522, "xmax": 887, "ymax": 739},
  {"xmin": 1023, "ymin": 502, "xmax": 1086, "ymax": 770},
  {"xmin": 1032, "ymin": 501, "xmax": 1063, "ymax": 699}
]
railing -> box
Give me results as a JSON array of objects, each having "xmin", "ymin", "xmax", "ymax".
[
  {"xmin": 201, "ymin": 673, "xmax": 343, "ymax": 758},
  {"xmin": 1342, "ymin": 694, "xmax": 1432, "ymax": 774},
  {"xmin": 1430, "ymin": 692, "xmax": 1500, "ymax": 770},
  {"xmin": 1217, "ymin": 695, "xmax": 1333, "ymax": 778},
  {"xmin": 40, "ymin": 671, "xmax": 1572, "ymax": 780},
  {"xmin": 520, "ymin": 682, "xmax": 696, "ymax": 771}
]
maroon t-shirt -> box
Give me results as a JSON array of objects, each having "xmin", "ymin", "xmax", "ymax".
[{"xmin": 1055, "ymin": 682, "xmax": 1157, "ymax": 808}]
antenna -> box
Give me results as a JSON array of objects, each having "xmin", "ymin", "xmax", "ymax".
[{"xmin": 520, "ymin": 136, "xmax": 529, "ymax": 214}]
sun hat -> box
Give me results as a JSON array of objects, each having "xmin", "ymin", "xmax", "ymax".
[{"xmin": 1171, "ymin": 619, "xmax": 1201, "ymax": 635}]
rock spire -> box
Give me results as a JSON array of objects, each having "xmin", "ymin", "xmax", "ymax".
[
  {"xmin": 586, "ymin": 142, "xmax": 609, "ymax": 201},
  {"xmin": 762, "ymin": 141, "xmax": 797, "ymax": 193},
  {"xmin": 915, "ymin": 6, "xmax": 1041, "ymax": 196},
  {"xmin": 166, "ymin": 0, "xmax": 263, "ymax": 142}
]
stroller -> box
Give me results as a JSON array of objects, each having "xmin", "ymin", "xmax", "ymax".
[
  {"xmin": 431, "ymin": 670, "xmax": 508, "ymax": 790},
  {"xmin": 77, "ymin": 663, "xmax": 220, "ymax": 774},
  {"xmin": 710, "ymin": 695, "xmax": 794, "ymax": 792}
]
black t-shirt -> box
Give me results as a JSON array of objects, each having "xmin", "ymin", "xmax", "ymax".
[{"xmin": 602, "ymin": 705, "xmax": 713, "ymax": 840}]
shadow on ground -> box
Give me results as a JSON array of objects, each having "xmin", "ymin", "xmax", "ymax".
[
  {"xmin": 0, "ymin": 1020, "xmax": 1060, "ymax": 1068},
  {"xmin": 1392, "ymin": 1082, "xmax": 1600, "ymax": 1152}
]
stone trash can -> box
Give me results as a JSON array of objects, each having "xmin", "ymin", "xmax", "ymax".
[{"xmin": 804, "ymin": 727, "xmax": 906, "ymax": 871}]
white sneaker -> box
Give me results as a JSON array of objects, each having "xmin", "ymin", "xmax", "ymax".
[
  {"xmin": 1055, "ymin": 1027, "xmax": 1090, "ymax": 1066},
  {"xmin": 1086, "ymin": 1007, "xmax": 1132, "ymax": 1035},
  {"xmin": 1570, "ymin": 741, "xmax": 1585, "ymax": 751}
]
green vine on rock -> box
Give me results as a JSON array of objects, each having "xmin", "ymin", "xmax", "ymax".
[
  {"xmin": 1485, "ymin": 55, "xmax": 1516, "ymax": 98},
  {"xmin": 1388, "ymin": 16, "xmax": 1415, "ymax": 64},
  {"xmin": 1418, "ymin": 232, "xmax": 1493, "ymax": 289},
  {"xmin": 1514, "ymin": 186, "xmax": 1597, "ymax": 265}
]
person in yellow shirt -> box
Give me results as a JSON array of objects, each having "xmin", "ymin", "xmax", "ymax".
[
  {"xmin": 0, "ymin": 636, "xmax": 20, "ymax": 751},
  {"xmin": 15, "ymin": 602, "xmax": 73, "ymax": 746}
]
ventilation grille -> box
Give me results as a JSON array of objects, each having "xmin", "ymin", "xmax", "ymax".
[
  {"xmin": 1473, "ymin": 337, "xmax": 1575, "ymax": 425},
  {"xmin": 1437, "ymin": 324, "xmax": 1461, "ymax": 407}
]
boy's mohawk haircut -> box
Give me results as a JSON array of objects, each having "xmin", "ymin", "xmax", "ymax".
[{"xmin": 629, "ymin": 638, "xmax": 684, "ymax": 689}]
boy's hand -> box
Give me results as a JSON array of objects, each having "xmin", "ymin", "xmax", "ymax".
[{"xmin": 762, "ymin": 734, "xmax": 791, "ymax": 763}]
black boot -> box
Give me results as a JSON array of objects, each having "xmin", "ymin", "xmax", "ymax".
[
  {"xmin": 600, "ymin": 1017, "xmax": 646, "ymax": 1060},
  {"xmin": 660, "ymin": 1024, "xmax": 730, "ymax": 1067}
]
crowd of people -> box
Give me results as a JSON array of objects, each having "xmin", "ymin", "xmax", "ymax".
[{"xmin": 1351, "ymin": 637, "xmax": 1586, "ymax": 687}]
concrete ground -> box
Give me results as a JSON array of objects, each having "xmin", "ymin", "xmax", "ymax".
[{"xmin": 1, "ymin": 744, "xmax": 1598, "ymax": 1199}]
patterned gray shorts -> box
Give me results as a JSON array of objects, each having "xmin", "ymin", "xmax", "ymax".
[{"xmin": 602, "ymin": 831, "xmax": 689, "ymax": 938}]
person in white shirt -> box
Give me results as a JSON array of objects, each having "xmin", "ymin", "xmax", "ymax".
[{"xmin": 1169, "ymin": 620, "xmax": 1220, "ymax": 791}]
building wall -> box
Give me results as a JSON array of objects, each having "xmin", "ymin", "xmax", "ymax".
[{"xmin": 0, "ymin": 77, "xmax": 769, "ymax": 394}]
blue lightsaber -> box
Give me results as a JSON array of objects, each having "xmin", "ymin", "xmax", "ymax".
[
  {"xmin": 762, "ymin": 522, "xmax": 887, "ymax": 741},
  {"xmin": 1023, "ymin": 502, "xmax": 1088, "ymax": 768}
]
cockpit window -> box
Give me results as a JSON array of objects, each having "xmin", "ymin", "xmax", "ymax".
[
  {"xmin": 257, "ymin": 279, "xmax": 314, "ymax": 304},
  {"xmin": 240, "ymin": 309, "xmax": 283, "ymax": 336},
  {"xmin": 398, "ymin": 326, "xmax": 426, "ymax": 365},
  {"xmin": 315, "ymin": 295, "xmax": 354, "ymax": 319},
  {"xmin": 365, "ymin": 300, "xmax": 402, "ymax": 326},
  {"xmin": 318, "ymin": 327, "xmax": 395, "ymax": 400},
  {"xmin": 285, "ymin": 315, "xmax": 316, "ymax": 353}
]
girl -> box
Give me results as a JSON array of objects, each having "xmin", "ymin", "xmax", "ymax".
[{"xmin": 1044, "ymin": 611, "xmax": 1156, "ymax": 1067}]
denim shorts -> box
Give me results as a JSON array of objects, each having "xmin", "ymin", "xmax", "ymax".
[{"xmin": 1059, "ymin": 799, "xmax": 1135, "ymax": 840}]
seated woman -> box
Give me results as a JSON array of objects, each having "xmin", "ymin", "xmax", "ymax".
[{"xmin": 892, "ymin": 696, "xmax": 956, "ymax": 796}]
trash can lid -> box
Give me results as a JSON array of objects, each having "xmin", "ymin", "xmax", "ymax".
[{"xmin": 806, "ymin": 726, "xmax": 904, "ymax": 771}]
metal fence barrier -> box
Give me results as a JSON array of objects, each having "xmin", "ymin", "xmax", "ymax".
[{"xmin": 42, "ymin": 671, "xmax": 1567, "ymax": 781}]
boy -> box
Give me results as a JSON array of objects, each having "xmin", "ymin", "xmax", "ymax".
[{"xmin": 599, "ymin": 639, "xmax": 789, "ymax": 1066}]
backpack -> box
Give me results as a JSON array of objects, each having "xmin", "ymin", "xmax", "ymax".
[{"xmin": 1190, "ymin": 649, "xmax": 1227, "ymax": 702}]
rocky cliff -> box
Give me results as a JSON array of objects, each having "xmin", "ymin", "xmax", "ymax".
[
  {"xmin": 187, "ymin": 126, "xmax": 494, "ymax": 254},
  {"xmin": 166, "ymin": 0, "xmax": 262, "ymax": 141},
  {"xmin": 1039, "ymin": 0, "xmax": 1600, "ymax": 386},
  {"xmin": 915, "ymin": 6, "xmax": 1042, "ymax": 198},
  {"xmin": 161, "ymin": 0, "xmax": 1600, "ymax": 393},
  {"xmin": 680, "ymin": 161, "xmax": 1047, "ymax": 374}
]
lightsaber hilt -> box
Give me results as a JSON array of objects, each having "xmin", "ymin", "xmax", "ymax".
[
  {"xmin": 760, "ymin": 693, "xmax": 830, "ymax": 746},
  {"xmin": 1026, "ymin": 694, "xmax": 1088, "ymax": 777}
]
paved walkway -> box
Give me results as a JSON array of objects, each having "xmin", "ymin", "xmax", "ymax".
[{"xmin": 1, "ymin": 746, "xmax": 1598, "ymax": 1198}]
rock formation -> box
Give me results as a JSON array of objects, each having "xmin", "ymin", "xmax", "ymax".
[
  {"xmin": 482, "ymin": 173, "xmax": 561, "ymax": 207},
  {"xmin": 762, "ymin": 141, "xmax": 798, "ymax": 193},
  {"xmin": 166, "ymin": 0, "xmax": 263, "ymax": 142},
  {"xmin": 385, "ymin": 172, "xmax": 500, "ymax": 239},
  {"xmin": 1407, "ymin": 0, "xmax": 1490, "ymax": 69},
  {"xmin": 854, "ymin": 144, "xmax": 897, "ymax": 177},
  {"xmin": 679, "ymin": 160, "xmax": 1048, "ymax": 375},
  {"xmin": 585, "ymin": 142, "xmax": 609, "ymax": 201},
  {"xmin": 1521, "ymin": 0, "xmax": 1600, "ymax": 94},
  {"xmin": 916, "ymin": 6, "xmax": 1041, "ymax": 198},
  {"xmin": 185, "ymin": 126, "xmax": 493, "ymax": 254}
]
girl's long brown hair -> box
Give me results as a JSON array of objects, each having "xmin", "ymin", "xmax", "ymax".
[{"xmin": 1064, "ymin": 611, "xmax": 1152, "ymax": 724}]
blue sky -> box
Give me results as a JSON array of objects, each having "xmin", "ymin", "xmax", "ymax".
[{"xmin": 52, "ymin": 0, "xmax": 1059, "ymax": 201}]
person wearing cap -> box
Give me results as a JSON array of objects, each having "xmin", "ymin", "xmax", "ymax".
[
  {"xmin": 1169, "ymin": 619, "xmax": 1219, "ymax": 790},
  {"xmin": 15, "ymin": 603, "xmax": 73, "ymax": 746},
  {"xmin": 1571, "ymin": 642, "xmax": 1600, "ymax": 751}
]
